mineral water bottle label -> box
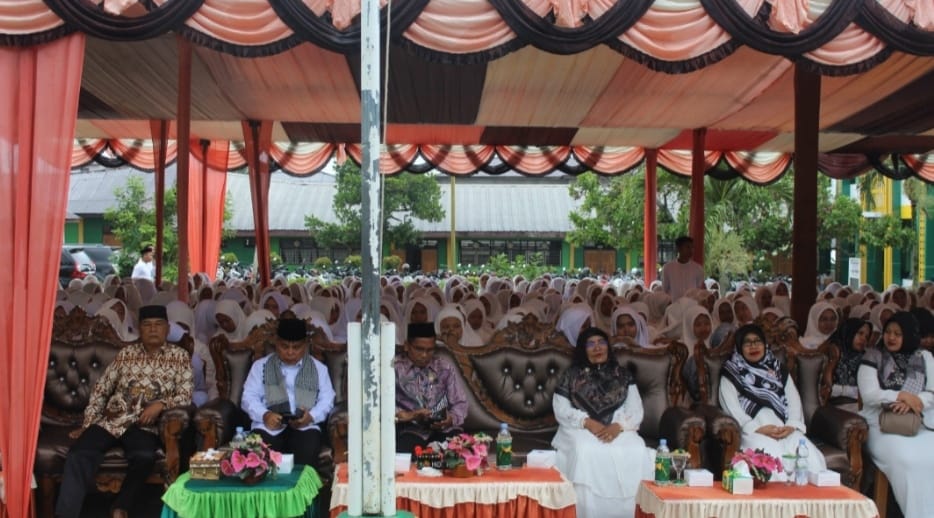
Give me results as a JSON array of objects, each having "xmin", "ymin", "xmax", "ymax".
[{"xmin": 496, "ymin": 440, "xmax": 512, "ymax": 469}]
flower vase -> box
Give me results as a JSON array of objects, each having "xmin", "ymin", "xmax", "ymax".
[
  {"xmin": 241, "ymin": 472, "xmax": 266, "ymax": 485},
  {"xmin": 753, "ymin": 476, "xmax": 768, "ymax": 489},
  {"xmin": 449, "ymin": 464, "xmax": 475, "ymax": 478}
]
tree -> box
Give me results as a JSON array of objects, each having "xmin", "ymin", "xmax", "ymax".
[
  {"xmin": 706, "ymin": 228, "xmax": 752, "ymax": 287},
  {"xmin": 305, "ymin": 161, "xmax": 445, "ymax": 249},
  {"xmin": 567, "ymin": 169, "xmax": 689, "ymax": 250}
]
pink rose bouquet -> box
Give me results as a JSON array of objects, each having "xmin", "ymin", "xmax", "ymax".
[
  {"xmin": 220, "ymin": 432, "xmax": 283, "ymax": 480},
  {"xmin": 730, "ymin": 448, "xmax": 782, "ymax": 483},
  {"xmin": 430, "ymin": 432, "xmax": 493, "ymax": 471}
]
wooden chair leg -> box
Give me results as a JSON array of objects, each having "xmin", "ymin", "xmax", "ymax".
[{"xmin": 874, "ymin": 468, "xmax": 888, "ymax": 518}]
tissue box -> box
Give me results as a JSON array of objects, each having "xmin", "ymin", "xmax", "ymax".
[
  {"xmin": 395, "ymin": 453, "xmax": 412, "ymax": 474},
  {"xmin": 527, "ymin": 450, "xmax": 557, "ymax": 469},
  {"xmin": 721, "ymin": 470, "xmax": 754, "ymax": 495},
  {"xmin": 808, "ymin": 470, "xmax": 840, "ymax": 487},
  {"xmin": 684, "ymin": 469, "xmax": 714, "ymax": 487},
  {"xmin": 190, "ymin": 450, "xmax": 226, "ymax": 480}
]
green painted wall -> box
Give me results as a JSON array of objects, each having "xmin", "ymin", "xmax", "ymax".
[
  {"xmin": 866, "ymin": 246, "xmax": 884, "ymax": 290},
  {"xmin": 437, "ymin": 239, "xmax": 448, "ymax": 270},
  {"xmin": 616, "ymin": 250, "xmax": 627, "ymax": 271},
  {"xmin": 64, "ymin": 222, "xmax": 79, "ymax": 243},
  {"xmin": 221, "ymin": 238, "xmax": 254, "ymax": 263},
  {"xmin": 891, "ymin": 181, "xmax": 905, "ymax": 283},
  {"xmin": 574, "ymin": 246, "xmax": 584, "ymax": 269},
  {"xmin": 561, "ymin": 241, "xmax": 572, "ymax": 269}
]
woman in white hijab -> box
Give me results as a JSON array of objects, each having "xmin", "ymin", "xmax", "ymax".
[
  {"xmin": 96, "ymin": 306, "xmax": 138, "ymax": 342},
  {"xmin": 556, "ymin": 303, "xmax": 595, "ymax": 347},
  {"xmin": 593, "ymin": 292, "xmax": 617, "ymax": 335},
  {"xmin": 213, "ymin": 299, "xmax": 249, "ymax": 342},
  {"xmin": 609, "ymin": 306, "xmax": 650, "ymax": 349},
  {"xmin": 98, "ymin": 299, "xmax": 137, "ymax": 340},
  {"xmin": 243, "ymin": 308, "xmax": 276, "ymax": 333},
  {"xmin": 435, "ymin": 304, "xmax": 484, "ymax": 347},
  {"xmin": 403, "ymin": 296, "xmax": 441, "ymax": 327},
  {"xmin": 291, "ymin": 304, "xmax": 336, "ymax": 344},
  {"xmin": 167, "ymin": 300, "xmax": 218, "ymax": 404},
  {"xmin": 800, "ymin": 301, "xmax": 839, "ymax": 350},
  {"xmin": 462, "ymin": 298, "xmax": 494, "ymax": 343},
  {"xmin": 681, "ymin": 305, "xmax": 713, "ymax": 400},
  {"xmin": 479, "ymin": 292, "xmax": 504, "ymax": 328},
  {"xmin": 732, "ymin": 295, "xmax": 759, "ymax": 327}
]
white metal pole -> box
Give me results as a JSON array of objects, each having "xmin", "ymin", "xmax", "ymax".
[
  {"xmin": 380, "ymin": 322, "xmax": 397, "ymax": 515},
  {"xmin": 347, "ymin": 323, "xmax": 363, "ymax": 516}
]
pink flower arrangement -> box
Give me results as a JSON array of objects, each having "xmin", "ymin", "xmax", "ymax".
[
  {"xmin": 730, "ymin": 448, "xmax": 782, "ymax": 483},
  {"xmin": 220, "ymin": 432, "xmax": 282, "ymax": 480},
  {"xmin": 430, "ymin": 432, "xmax": 493, "ymax": 471}
]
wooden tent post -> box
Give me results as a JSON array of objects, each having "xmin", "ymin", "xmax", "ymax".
[{"xmin": 792, "ymin": 65, "xmax": 821, "ymax": 327}]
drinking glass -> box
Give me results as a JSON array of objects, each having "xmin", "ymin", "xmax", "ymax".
[
  {"xmin": 671, "ymin": 452, "xmax": 690, "ymax": 486},
  {"xmin": 782, "ymin": 454, "xmax": 796, "ymax": 486}
]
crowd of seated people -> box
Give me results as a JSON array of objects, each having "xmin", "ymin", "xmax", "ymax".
[{"xmin": 54, "ymin": 270, "xmax": 934, "ymax": 518}]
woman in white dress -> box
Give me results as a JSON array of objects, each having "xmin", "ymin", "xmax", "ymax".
[
  {"xmin": 857, "ymin": 312, "xmax": 934, "ymax": 518},
  {"xmin": 552, "ymin": 327, "xmax": 654, "ymax": 518},
  {"xmin": 719, "ymin": 324, "xmax": 826, "ymax": 473}
]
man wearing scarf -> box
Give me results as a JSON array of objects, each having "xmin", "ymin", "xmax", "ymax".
[
  {"xmin": 394, "ymin": 323, "xmax": 468, "ymax": 453},
  {"xmin": 56, "ymin": 305, "xmax": 193, "ymax": 518},
  {"xmin": 719, "ymin": 324, "xmax": 826, "ymax": 474},
  {"xmin": 241, "ymin": 318, "xmax": 335, "ymax": 468}
]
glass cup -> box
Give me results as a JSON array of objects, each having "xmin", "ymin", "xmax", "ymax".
[
  {"xmin": 781, "ymin": 454, "xmax": 797, "ymax": 486},
  {"xmin": 671, "ymin": 452, "xmax": 690, "ymax": 486}
]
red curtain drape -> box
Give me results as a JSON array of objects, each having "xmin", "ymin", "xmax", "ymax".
[
  {"xmin": 242, "ymin": 121, "xmax": 272, "ymax": 288},
  {"xmin": 0, "ymin": 34, "xmax": 85, "ymax": 518},
  {"xmin": 187, "ymin": 139, "xmax": 229, "ymax": 280}
]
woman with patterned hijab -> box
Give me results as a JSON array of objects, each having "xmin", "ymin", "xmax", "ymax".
[
  {"xmin": 858, "ymin": 312, "xmax": 934, "ymax": 518},
  {"xmin": 552, "ymin": 327, "xmax": 653, "ymax": 518},
  {"xmin": 720, "ymin": 324, "xmax": 826, "ymax": 473},
  {"xmin": 830, "ymin": 318, "xmax": 871, "ymax": 410}
]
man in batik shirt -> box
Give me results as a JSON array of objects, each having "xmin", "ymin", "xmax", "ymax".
[
  {"xmin": 394, "ymin": 322, "xmax": 468, "ymax": 453},
  {"xmin": 56, "ymin": 305, "xmax": 193, "ymax": 518}
]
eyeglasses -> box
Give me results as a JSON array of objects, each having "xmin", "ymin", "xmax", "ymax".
[
  {"xmin": 585, "ymin": 338, "xmax": 608, "ymax": 348},
  {"xmin": 741, "ymin": 337, "xmax": 765, "ymax": 347}
]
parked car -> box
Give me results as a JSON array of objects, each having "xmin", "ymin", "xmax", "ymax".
[
  {"xmin": 59, "ymin": 247, "xmax": 96, "ymax": 288},
  {"xmin": 67, "ymin": 244, "xmax": 118, "ymax": 279}
]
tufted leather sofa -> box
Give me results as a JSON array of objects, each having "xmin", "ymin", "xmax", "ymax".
[
  {"xmin": 328, "ymin": 319, "xmax": 705, "ymax": 467},
  {"xmin": 694, "ymin": 328, "xmax": 868, "ymax": 488},
  {"xmin": 36, "ymin": 307, "xmax": 192, "ymax": 518}
]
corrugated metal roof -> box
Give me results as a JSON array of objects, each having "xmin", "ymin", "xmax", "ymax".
[{"xmin": 68, "ymin": 166, "xmax": 583, "ymax": 235}]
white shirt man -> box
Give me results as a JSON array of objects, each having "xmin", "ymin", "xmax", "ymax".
[
  {"xmin": 661, "ymin": 237, "xmax": 705, "ymax": 301},
  {"xmin": 131, "ymin": 246, "xmax": 155, "ymax": 280}
]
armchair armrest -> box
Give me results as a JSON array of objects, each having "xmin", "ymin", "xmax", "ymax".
[
  {"xmin": 159, "ymin": 404, "xmax": 195, "ymax": 484},
  {"xmin": 328, "ymin": 401, "xmax": 349, "ymax": 465},
  {"xmin": 659, "ymin": 406, "xmax": 706, "ymax": 469},
  {"xmin": 809, "ymin": 405, "xmax": 869, "ymax": 488},
  {"xmin": 691, "ymin": 403, "xmax": 741, "ymax": 473},
  {"xmin": 193, "ymin": 398, "xmax": 247, "ymax": 450}
]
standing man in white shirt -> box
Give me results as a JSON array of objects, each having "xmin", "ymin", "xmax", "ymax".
[
  {"xmin": 241, "ymin": 318, "xmax": 335, "ymax": 469},
  {"xmin": 131, "ymin": 245, "xmax": 156, "ymax": 281},
  {"xmin": 661, "ymin": 236, "xmax": 705, "ymax": 301}
]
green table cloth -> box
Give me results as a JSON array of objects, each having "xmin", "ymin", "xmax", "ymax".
[{"xmin": 161, "ymin": 465, "xmax": 322, "ymax": 518}]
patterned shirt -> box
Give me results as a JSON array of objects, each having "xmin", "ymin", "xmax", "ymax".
[
  {"xmin": 83, "ymin": 342, "xmax": 193, "ymax": 437},
  {"xmin": 394, "ymin": 354, "xmax": 468, "ymax": 438}
]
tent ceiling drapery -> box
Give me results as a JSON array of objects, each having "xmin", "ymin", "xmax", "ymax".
[{"xmin": 2, "ymin": 0, "xmax": 932, "ymax": 174}]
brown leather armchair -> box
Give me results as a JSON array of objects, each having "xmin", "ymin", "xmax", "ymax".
[
  {"xmin": 694, "ymin": 327, "xmax": 868, "ymax": 489},
  {"xmin": 612, "ymin": 341, "xmax": 706, "ymax": 467},
  {"xmin": 36, "ymin": 308, "xmax": 192, "ymax": 518}
]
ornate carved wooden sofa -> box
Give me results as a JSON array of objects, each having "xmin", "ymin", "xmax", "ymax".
[
  {"xmin": 694, "ymin": 323, "xmax": 868, "ymax": 488},
  {"xmin": 36, "ymin": 307, "xmax": 192, "ymax": 518},
  {"xmin": 328, "ymin": 318, "xmax": 705, "ymax": 466}
]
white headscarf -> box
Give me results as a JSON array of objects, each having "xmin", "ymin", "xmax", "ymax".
[
  {"xmin": 434, "ymin": 304, "xmax": 484, "ymax": 347},
  {"xmin": 680, "ymin": 305, "xmax": 712, "ymax": 357},
  {"xmin": 556, "ymin": 303, "xmax": 594, "ymax": 346},
  {"xmin": 462, "ymin": 298, "xmax": 493, "ymax": 343},
  {"xmin": 610, "ymin": 306, "xmax": 650, "ymax": 348},
  {"xmin": 801, "ymin": 301, "xmax": 838, "ymax": 349},
  {"xmin": 214, "ymin": 299, "xmax": 249, "ymax": 342}
]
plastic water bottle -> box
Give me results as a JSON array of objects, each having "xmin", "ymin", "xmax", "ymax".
[
  {"xmin": 794, "ymin": 439, "xmax": 809, "ymax": 486},
  {"xmin": 655, "ymin": 439, "xmax": 671, "ymax": 486},
  {"xmin": 496, "ymin": 423, "xmax": 513, "ymax": 470},
  {"xmin": 231, "ymin": 426, "xmax": 246, "ymax": 448}
]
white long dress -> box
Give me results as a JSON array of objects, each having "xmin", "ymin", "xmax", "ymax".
[
  {"xmin": 719, "ymin": 376, "xmax": 827, "ymax": 473},
  {"xmin": 552, "ymin": 384, "xmax": 655, "ymax": 518},
  {"xmin": 857, "ymin": 351, "xmax": 934, "ymax": 518}
]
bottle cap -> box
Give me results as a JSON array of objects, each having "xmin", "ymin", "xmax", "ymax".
[
  {"xmin": 659, "ymin": 438, "xmax": 667, "ymax": 445},
  {"xmin": 500, "ymin": 422, "xmax": 508, "ymax": 429}
]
